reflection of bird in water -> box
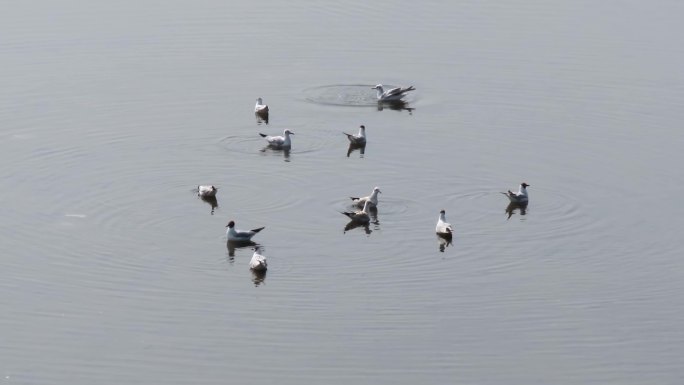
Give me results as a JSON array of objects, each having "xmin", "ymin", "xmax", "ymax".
[
  {"xmin": 368, "ymin": 206, "xmax": 379, "ymax": 225},
  {"xmin": 341, "ymin": 200, "xmax": 372, "ymax": 224},
  {"xmin": 505, "ymin": 202, "xmax": 528, "ymax": 219},
  {"xmin": 198, "ymin": 185, "xmax": 218, "ymax": 198},
  {"xmin": 350, "ymin": 187, "xmax": 381, "ymax": 208},
  {"xmin": 343, "ymin": 125, "xmax": 366, "ymax": 146},
  {"xmin": 226, "ymin": 240, "xmax": 257, "ymax": 258},
  {"xmin": 437, "ymin": 233, "xmax": 452, "ymax": 252},
  {"xmin": 344, "ymin": 220, "xmax": 372, "ymax": 235},
  {"xmin": 255, "ymin": 113, "xmax": 269, "ymax": 125},
  {"xmin": 259, "ymin": 129, "xmax": 294, "ymax": 149},
  {"xmin": 251, "ymin": 269, "xmax": 267, "ymax": 286},
  {"xmin": 501, "ymin": 182, "xmax": 530, "ymax": 204},
  {"xmin": 372, "ymin": 84, "xmax": 415, "ymax": 102},
  {"xmin": 346, "ymin": 142, "xmax": 366, "ymax": 157},
  {"xmin": 376, "ymin": 100, "xmax": 414, "ymax": 114},
  {"xmin": 200, "ymin": 195, "xmax": 218, "ymax": 215},
  {"xmin": 226, "ymin": 220, "xmax": 265, "ymax": 242},
  {"xmin": 249, "ymin": 246, "xmax": 268, "ymax": 272}
]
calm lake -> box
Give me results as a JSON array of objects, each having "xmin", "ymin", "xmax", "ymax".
[{"xmin": 2, "ymin": 1, "xmax": 684, "ymax": 384}]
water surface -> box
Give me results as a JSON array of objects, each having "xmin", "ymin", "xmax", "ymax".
[{"xmin": 2, "ymin": 1, "xmax": 684, "ymax": 384}]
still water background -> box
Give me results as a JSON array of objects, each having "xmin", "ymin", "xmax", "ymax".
[{"xmin": 2, "ymin": 0, "xmax": 684, "ymax": 384}]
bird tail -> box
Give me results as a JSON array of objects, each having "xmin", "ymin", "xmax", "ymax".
[
  {"xmin": 349, "ymin": 197, "xmax": 359, "ymax": 201},
  {"xmin": 251, "ymin": 226, "xmax": 265, "ymax": 233},
  {"xmin": 259, "ymin": 133, "xmax": 267, "ymax": 138},
  {"xmin": 405, "ymin": 86, "xmax": 416, "ymax": 91}
]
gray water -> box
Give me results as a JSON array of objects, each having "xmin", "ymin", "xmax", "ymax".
[{"xmin": 2, "ymin": 1, "xmax": 684, "ymax": 384}]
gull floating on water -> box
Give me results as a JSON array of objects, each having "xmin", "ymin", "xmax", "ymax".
[
  {"xmin": 501, "ymin": 182, "xmax": 530, "ymax": 204},
  {"xmin": 255, "ymin": 98, "xmax": 269, "ymax": 114},
  {"xmin": 259, "ymin": 129, "xmax": 294, "ymax": 149},
  {"xmin": 435, "ymin": 209, "xmax": 453, "ymax": 236},
  {"xmin": 341, "ymin": 200, "xmax": 372, "ymax": 223},
  {"xmin": 249, "ymin": 246, "xmax": 268, "ymax": 272},
  {"xmin": 343, "ymin": 125, "xmax": 366, "ymax": 145},
  {"xmin": 198, "ymin": 185, "xmax": 218, "ymax": 198},
  {"xmin": 372, "ymin": 84, "xmax": 415, "ymax": 101},
  {"xmin": 350, "ymin": 186, "xmax": 381, "ymax": 208},
  {"xmin": 226, "ymin": 220, "xmax": 265, "ymax": 242}
]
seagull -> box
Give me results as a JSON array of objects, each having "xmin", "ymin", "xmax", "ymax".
[
  {"xmin": 341, "ymin": 200, "xmax": 372, "ymax": 223},
  {"xmin": 435, "ymin": 209, "xmax": 453, "ymax": 236},
  {"xmin": 259, "ymin": 129, "xmax": 294, "ymax": 149},
  {"xmin": 343, "ymin": 125, "xmax": 366, "ymax": 145},
  {"xmin": 249, "ymin": 246, "xmax": 268, "ymax": 272},
  {"xmin": 372, "ymin": 84, "xmax": 415, "ymax": 101},
  {"xmin": 501, "ymin": 182, "xmax": 530, "ymax": 204},
  {"xmin": 350, "ymin": 186, "xmax": 381, "ymax": 208},
  {"xmin": 226, "ymin": 220, "xmax": 265, "ymax": 242},
  {"xmin": 198, "ymin": 185, "xmax": 218, "ymax": 198},
  {"xmin": 254, "ymin": 98, "xmax": 269, "ymax": 114}
]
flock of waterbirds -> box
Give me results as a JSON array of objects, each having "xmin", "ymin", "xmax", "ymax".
[{"xmin": 196, "ymin": 84, "xmax": 530, "ymax": 277}]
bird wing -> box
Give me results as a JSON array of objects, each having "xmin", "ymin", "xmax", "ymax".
[
  {"xmin": 267, "ymin": 136, "xmax": 284, "ymax": 145},
  {"xmin": 385, "ymin": 86, "xmax": 414, "ymax": 97}
]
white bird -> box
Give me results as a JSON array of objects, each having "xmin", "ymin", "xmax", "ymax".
[
  {"xmin": 343, "ymin": 125, "xmax": 366, "ymax": 145},
  {"xmin": 341, "ymin": 200, "xmax": 372, "ymax": 223},
  {"xmin": 259, "ymin": 129, "xmax": 294, "ymax": 149},
  {"xmin": 350, "ymin": 186, "xmax": 381, "ymax": 208},
  {"xmin": 435, "ymin": 209, "xmax": 453, "ymax": 235},
  {"xmin": 501, "ymin": 182, "xmax": 530, "ymax": 204},
  {"xmin": 372, "ymin": 84, "xmax": 415, "ymax": 101},
  {"xmin": 249, "ymin": 246, "xmax": 268, "ymax": 272},
  {"xmin": 226, "ymin": 220, "xmax": 265, "ymax": 242},
  {"xmin": 198, "ymin": 185, "xmax": 218, "ymax": 198},
  {"xmin": 255, "ymin": 98, "xmax": 269, "ymax": 114}
]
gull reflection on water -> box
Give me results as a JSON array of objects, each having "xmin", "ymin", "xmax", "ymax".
[
  {"xmin": 437, "ymin": 233, "xmax": 453, "ymax": 252},
  {"xmin": 260, "ymin": 146, "xmax": 291, "ymax": 162},
  {"xmin": 255, "ymin": 112, "xmax": 269, "ymax": 125},
  {"xmin": 200, "ymin": 195, "xmax": 218, "ymax": 215},
  {"xmin": 251, "ymin": 269, "xmax": 267, "ymax": 287},
  {"xmin": 344, "ymin": 220, "xmax": 372, "ymax": 235},
  {"xmin": 505, "ymin": 202, "xmax": 528, "ymax": 219},
  {"xmin": 377, "ymin": 100, "xmax": 414, "ymax": 114},
  {"xmin": 226, "ymin": 239, "xmax": 259, "ymax": 261},
  {"xmin": 346, "ymin": 142, "xmax": 366, "ymax": 158}
]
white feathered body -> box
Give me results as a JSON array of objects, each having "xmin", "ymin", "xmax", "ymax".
[
  {"xmin": 373, "ymin": 84, "xmax": 415, "ymax": 101},
  {"xmin": 226, "ymin": 221, "xmax": 265, "ymax": 242},
  {"xmin": 255, "ymin": 98, "xmax": 269, "ymax": 114},
  {"xmin": 503, "ymin": 183, "xmax": 529, "ymax": 204},
  {"xmin": 198, "ymin": 185, "xmax": 218, "ymax": 198},
  {"xmin": 249, "ymin": 249, "xmax": 268, "ymax": 271},
  {"xmin": 436, "ymin": 211, "xmax": 453, "ymax": 235},
  {"xmin": 344, "ymin": 125, "xmax": 366, "ymax": 145},
  {"xmin": 260, "ymin": 129, "xmax": 293, "ymax": 149},
  {"xmin": 350, "ymin": 187, "xmax": 380, "ymax": 208}
]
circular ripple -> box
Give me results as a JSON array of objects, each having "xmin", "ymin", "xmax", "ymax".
[
  {"xmin": 302, "ymin": 84, "xmax": 416, "ymax": 107},
  {"xmin": 217, "ymin": 128, "xmax": 335, "ymax": 159},
  {"xmin": 440, "ymin": 183, "xmax": 603, "ymax": 243}
]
